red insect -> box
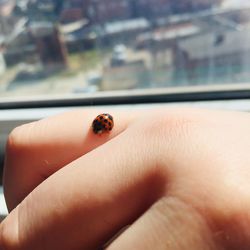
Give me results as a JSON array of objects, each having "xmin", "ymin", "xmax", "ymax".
[{"xmin": 92, "ymin": 114, "xmax": 114, "ymax": 134}]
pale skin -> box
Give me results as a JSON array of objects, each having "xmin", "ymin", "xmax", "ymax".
[{"xmin": 1, "ymin": 108, "xmax": 250, "ymax": 249}]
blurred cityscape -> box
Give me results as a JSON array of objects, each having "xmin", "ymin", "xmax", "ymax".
[{"xmin": 0, "ymin": 0, "xmax": 250, "ymax": 97}]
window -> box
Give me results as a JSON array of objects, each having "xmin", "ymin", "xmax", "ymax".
[{"xmin": 0, "ymin": 0, "xmax": 249, "ymax": 102}]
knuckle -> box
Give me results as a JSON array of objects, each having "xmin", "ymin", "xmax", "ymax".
[
  {"xmin": 7, "ymin": 126, "xmax": 23, "ymax": 151},
  {"xmin": 0, "ymin": 216, "xmax": 19, "ymax": 250},
  {"xmin": 142, "ymin": 108, "xmax": 202, "ymax": 140},
  {"xmin": 0, "ymin": 203, "xmax": 34, "ymax": 250},
  {"xmin": 6, "ymin": 123, "xmax": 36, "ymax": 157},
  {"xmin": 0, "ymin": 224, "xmax": 14, "ymax": 250},
  {"xmin": 150, "ymin": 197, "xmax": 216, "ymax": 249}
]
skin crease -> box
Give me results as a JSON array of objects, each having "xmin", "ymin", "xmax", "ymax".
[{"xmin": 1, "ymin": 108, "xmax": 250, "ymax": 249}]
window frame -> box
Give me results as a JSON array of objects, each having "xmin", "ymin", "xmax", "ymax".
[{"xmin": 1, "ymin": 85, "xmax": 250, "ymax": 110}]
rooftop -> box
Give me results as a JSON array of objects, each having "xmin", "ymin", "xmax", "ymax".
[
  {"xmin": 104, "ymin": 18, "xmax": 150, "ymax": 35},
  {"xmin": 179, "ymin": 26, "xmax": 250, "ymax": 60}
]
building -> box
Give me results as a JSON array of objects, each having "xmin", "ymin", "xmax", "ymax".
[
  {"xmin": 60, "ymin": 7, "xmax": 85, "ymax": 23},
  {"xmin": 102, "ymin": 45, "xmax": 151, "ymax": 90},
  {"xmin": 89, "ymin": 0, "xmax": 132, "ymax": 24},
  {"xmin": 101, "ymin": 18, "xmax": 150, "ymax": 46},
  {"xmin": 133, "ymin": 0, "xmax": 223, "ymax": 19},
  {"xmin": 174, "ymin": 27, "xmax": 250, "ymax": 84},
  {"xmin": 172, "ymin": 0, "xmax": 223, "ymax": 13},
  {"xmin": 135, "ymin": 22, "xmax": 201, "ymax": 51},
  {"xmin": 134, "ymin": 0, "xmax": 172, "ymax": 18},
  {"xmin": 59, "ymin": 0, "xmax": 91, "ymax": 22},
  {"xmin": 29, "ymin": 22, "xmax": 68, "ymax": 68}
]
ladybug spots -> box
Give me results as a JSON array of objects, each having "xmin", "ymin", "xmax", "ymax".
[{"xmin": 92, "ymin": 113, "xmax": 114, "ymax": 134}]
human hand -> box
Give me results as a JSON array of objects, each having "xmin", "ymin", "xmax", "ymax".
[{"xmin": 1, "ymin": 108, "xmax": 250, "ymax": 250}]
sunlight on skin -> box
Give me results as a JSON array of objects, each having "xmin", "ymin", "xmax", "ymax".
[{"xmin": 2, "ymin": 108, "xmax": 250, "ymax": 249}]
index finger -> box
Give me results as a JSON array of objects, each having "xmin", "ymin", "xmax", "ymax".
[
  {"xmin": 0, "ymin": 115, "xmax": 167, "ymax": 250},
  {"xmin": 4, "ymin": 109, "xmax": 138, "ymax": 211}
]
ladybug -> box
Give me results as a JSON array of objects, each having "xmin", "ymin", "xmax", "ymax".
[{"xmin": 92, "ymin": 113, "xmax": 114, "ymax": 134}]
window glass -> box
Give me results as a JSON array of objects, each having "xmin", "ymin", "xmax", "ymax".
[{"xmin": 0, "ymin": 0, "xmax": 249, "ymax": 98}]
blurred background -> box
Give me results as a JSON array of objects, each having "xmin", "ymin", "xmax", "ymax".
[{"xmin": 0, "ymin": 0, "xmax": 249, "ymax": 98}]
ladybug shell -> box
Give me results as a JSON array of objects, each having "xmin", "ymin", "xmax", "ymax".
[{"xmin": 92, "ymin": 114, "xmax": 114, "ymax": 134}]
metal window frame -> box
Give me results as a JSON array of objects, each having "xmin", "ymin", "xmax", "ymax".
[{"xmin": 1, "ymin": 85, "xmax": 250, "ymax": 110}]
